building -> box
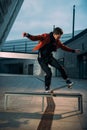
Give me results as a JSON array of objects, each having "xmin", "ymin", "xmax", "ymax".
[
  {"xmin": 1, "ymin": 30, "xmax": 82, "ymax": 52},
  {"xmin": 0, "ymin": 0, "xmax": 24, "ymax": 44},
  {"xmin": 0, "ymin": 29, "xmax": 87, "ymax": 79},
  {"xmin": 55, "ymin": 29, "xmax": 87, "ymax": 79}
]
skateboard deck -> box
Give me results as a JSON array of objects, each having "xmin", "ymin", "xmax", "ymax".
[{"xmin": 50, "ymin": 84, "xmax": 73, "ymax": 96}]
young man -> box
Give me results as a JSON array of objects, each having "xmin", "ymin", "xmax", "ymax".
[{"xmin": 23, "ymin": 27, "xmax": 80, "ymax": 92}]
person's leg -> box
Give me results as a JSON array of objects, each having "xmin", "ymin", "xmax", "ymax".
[
  {"xmin": 49, "ymin": 56, "xmax": 67, "ymax": 79},
  {"xmin": 38, "ymin": 58, "xmax": 52, "ymax": 91},
  {"xmin": 49, "ymin": 57, "xmax": 73, "ymax": 86}
]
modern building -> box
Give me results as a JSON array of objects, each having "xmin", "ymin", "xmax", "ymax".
[
  {"xmin": 0, "ymin": 0, "xmax": 24, "ymax": 44},
  {"xmin": 0, "ymin": 30, "xmax": 82, "ymax": 53},
  {"xmin": 55, "ymin": 28, "xmax": 87, "ymax": 79},
  {"xmin": 0, "ymin": 39, "xmax": 38, "ymax": 53},
  {"xmin": 0, "ymin": 29, "xmax": 87, "ymax": 79}
]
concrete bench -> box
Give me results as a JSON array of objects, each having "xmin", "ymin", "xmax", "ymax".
[{"xmin": 4, "ymin": 92, "xmax": 83, "ymax": 113}]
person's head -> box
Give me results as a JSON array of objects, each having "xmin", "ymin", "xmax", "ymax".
[{"xmin": 53, "ymin": 27, "xmax": 63, "ymax": 40}]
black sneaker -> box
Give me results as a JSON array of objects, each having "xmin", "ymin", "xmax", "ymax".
[{"xmin": 66, "ymin": 79, "xmax": 73, "ymax": 88}]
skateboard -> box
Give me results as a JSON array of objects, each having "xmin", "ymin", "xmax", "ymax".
[{"xmin": 49, "ymin": 84, "xmax": 73, "ymax": 96}]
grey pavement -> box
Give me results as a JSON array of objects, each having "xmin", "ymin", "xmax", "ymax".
[{"xmin": 0, "ymin": 74, "xmax": 87, "ymax": 130}]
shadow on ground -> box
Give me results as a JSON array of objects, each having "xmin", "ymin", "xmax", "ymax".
[{"xmin": 0, "ymin": 97, "xmax": 81, "ymax": 129}]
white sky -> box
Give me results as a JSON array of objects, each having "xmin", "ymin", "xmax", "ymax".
[{"xmin": 7, "ymin": 0, "xmax": 87, "ymax": 41}]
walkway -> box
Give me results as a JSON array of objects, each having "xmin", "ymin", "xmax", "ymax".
[{"xmin": 0, "ymin": 74, "xmax": 87, "ymax": 130}]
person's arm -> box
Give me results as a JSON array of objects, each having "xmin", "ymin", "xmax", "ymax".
[
  {"xmin": 22, "ymin": 32, "xmax": 44, "ymax": 41},
  {"xmin": 58, "ymin": 40, "xmax": 80, "ymax": 53}
]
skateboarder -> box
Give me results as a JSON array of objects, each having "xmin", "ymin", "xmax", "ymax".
[{"xmin": 23, "ymin": 27, "xmax": 80, "ymax": 92}]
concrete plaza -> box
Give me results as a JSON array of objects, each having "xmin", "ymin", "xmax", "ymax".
[{"xmin": 0, "ymin": 74, "xmax": 87, "ymax": 130}]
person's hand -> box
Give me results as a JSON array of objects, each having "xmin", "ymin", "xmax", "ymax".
[
  {"xmin": 75, "ymin": 49, "xmax": 80, "ymax": 54},
  {"xmin": 22, "ymin": 32, "xmax": 27, "ymax": 37}
]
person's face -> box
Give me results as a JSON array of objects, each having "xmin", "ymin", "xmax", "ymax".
[{"xmin": 53, "ymin": 33, "xmax": 62, "ymax": 40}]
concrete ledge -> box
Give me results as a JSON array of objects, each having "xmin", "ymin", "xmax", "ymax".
[
  {"xmin": 4, "ymin": 92, "xmax": 83, "ymax": 113},
  {"xmin": 0, "ymin": 52, "xmax": 37, "ymax": 59}
]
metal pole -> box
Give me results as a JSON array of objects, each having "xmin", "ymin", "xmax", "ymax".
[
  {"xmin": 72, "ymin": 5, "xmax": 75, "ymax": 38},
  {"xmin": 42, "ymin": 96, "xmax": 44, "ymax": 112}
]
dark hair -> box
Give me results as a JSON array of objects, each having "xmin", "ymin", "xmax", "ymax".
[{"xmin": 53, "ymin": 27, "xmax": 63, "ymax": 35}]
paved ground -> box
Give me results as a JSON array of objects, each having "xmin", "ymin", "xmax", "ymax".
[{"xmin": 0, "ymin": 74, "xmax": 87, "ymax": 130}]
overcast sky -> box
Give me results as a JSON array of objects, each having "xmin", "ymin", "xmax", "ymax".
[{"xmin": 7, "ymin": 0, "xmax": 87, "ymax": 41}]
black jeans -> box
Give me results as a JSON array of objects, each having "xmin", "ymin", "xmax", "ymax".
[{"xmin": 38, "ymin": 55, "xmax": 68, "ymax": 89}]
